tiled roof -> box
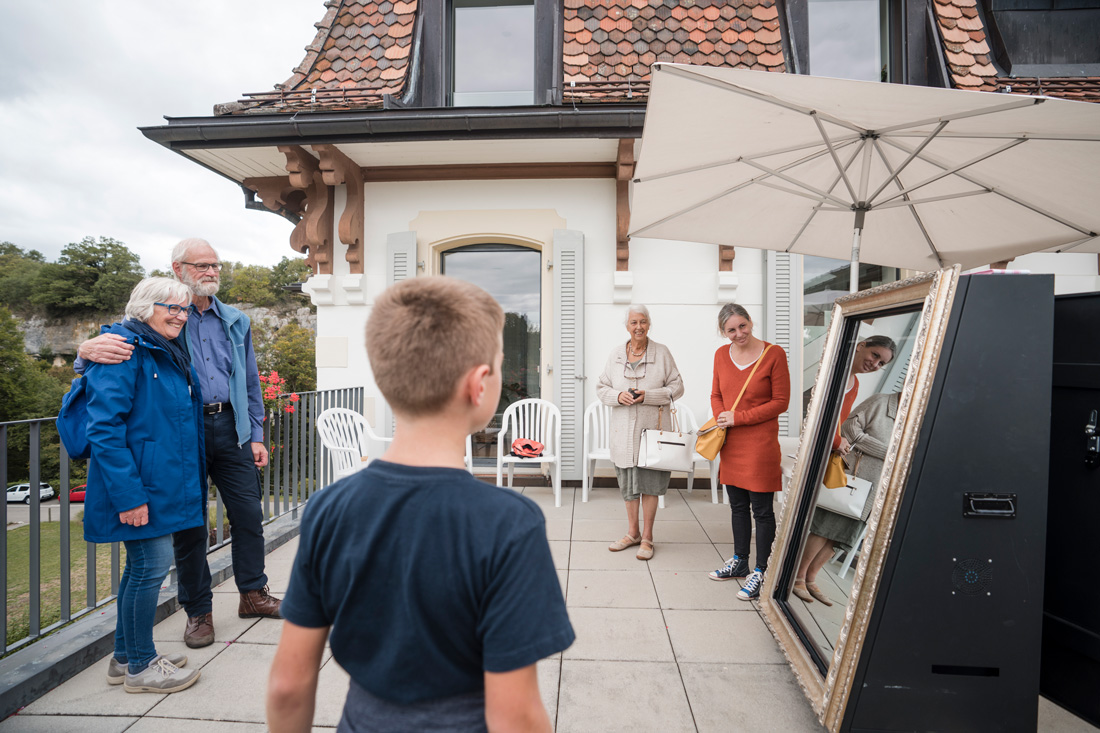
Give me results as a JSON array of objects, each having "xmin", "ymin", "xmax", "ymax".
[
  {"xmin": 931, "ymin": 0, "xmax": 1100, "ymax": 102},
  {"xmin": 931, "ymin": 0, "xmax": 999, "ymax": 92},
  {"xmin": 215, "ymin": 0, "xmax": 415, "ymax": 114},
  {"xmin": 217, "ymin": 0, "xmax": 784, "ymax": 113},
  {"xmin": 562, "ymin": 0, "xmax": 786, "ymax": 103}
]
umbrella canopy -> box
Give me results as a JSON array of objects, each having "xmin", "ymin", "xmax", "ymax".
[{"xmin": 630, "ymin": 65, "xmax": 1100, "ymax": 278}]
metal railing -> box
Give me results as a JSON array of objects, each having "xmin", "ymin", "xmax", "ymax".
[{"xmin": 0, "ymin": 386, "xmax": 362, "ymax": 655}]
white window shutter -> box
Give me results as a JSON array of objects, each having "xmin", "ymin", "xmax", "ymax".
[
  {"xmin": 382, "ymin": 231, "xmax": 417, "ymax": 436},
  {"xmin": 766, "ymin": 251, "xmax": 800, "ymax": 436},
  {"xmin": 386, "ymin": 231, "xmax": 417, "ymax": 286},
  {"xmin": 553, "ymin": 229, "xmax": 585, "ymax": 481}
]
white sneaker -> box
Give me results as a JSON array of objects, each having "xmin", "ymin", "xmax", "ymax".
[
  {"xmin": 123, "ymin": 655, "xmax": 200, "ymax": 693},
  {"xmin": 107, "ymin": 652, "xmax": 187, "ymax": 685}
]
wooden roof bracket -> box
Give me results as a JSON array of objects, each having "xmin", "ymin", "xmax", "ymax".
[
  {"xmin": 314, "ymin": 144, "xmax": 365, "ymax": 274},
  {"xmin": 278, "ymin": 145, "xmax": 335, "ymax": 275},
  {"xmin": 616, "ymin": 138, "xmax": 635, "ymax": 272}
]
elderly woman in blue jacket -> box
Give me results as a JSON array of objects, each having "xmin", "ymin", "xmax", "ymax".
[{"xmin": 83, "ymin": 277, "xmax": 206, "ymax": 694}]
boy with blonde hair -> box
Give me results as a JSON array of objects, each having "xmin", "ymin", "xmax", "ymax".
[{"xmin": 267, "ymin": 276, "xmax": 574, "ymax": 732}]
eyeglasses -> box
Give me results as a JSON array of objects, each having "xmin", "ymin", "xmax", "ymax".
[
  {"xmin": 179, "ymin": 262, "xmax": 221, "ymax": 272},
  {"xmin": 155, "ymin": 302, "xmax": 197, "ymax": 317}
]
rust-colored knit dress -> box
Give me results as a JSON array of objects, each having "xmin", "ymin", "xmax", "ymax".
[{"xmin": 710, "ymin": 343, "xmax": 791, "ymax": 493}]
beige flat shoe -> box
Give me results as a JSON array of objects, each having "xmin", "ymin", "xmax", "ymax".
[
  {"xmin": 609, "ymin": 534, "xmax": 641, "ymax": 552},
  {"xmin": 636, "ymin": 540, "xmax": 654, "ymax": 561},
  {"xmin": 792, "ymin": 580, "xmax": 814, "ymax": 603},
  {"xmin": 806, "ymin": 581, "xmax": 834, "ymax": 606}
]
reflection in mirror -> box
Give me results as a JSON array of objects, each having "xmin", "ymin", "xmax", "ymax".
[{"xmin": 788, "ymin": 309, "xmax": 920, "ymax": 667}]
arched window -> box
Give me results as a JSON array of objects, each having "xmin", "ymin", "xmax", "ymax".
[{"xmin": 441, "ymin": 244, "xmax": 541, "ymax": 462}]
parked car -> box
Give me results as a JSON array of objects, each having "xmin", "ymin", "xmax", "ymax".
[
  {"xmin": 69, "ymin": 485, "xmax": 87, "ymax": 503},
  {"xmin": 5, "ymin": 483, "xmax": 56, "ymax": 504}
]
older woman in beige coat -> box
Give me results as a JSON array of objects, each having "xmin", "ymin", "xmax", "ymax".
[{"xmin": 596, "ymin": 305, "xmax": 684, "ymax": 560}]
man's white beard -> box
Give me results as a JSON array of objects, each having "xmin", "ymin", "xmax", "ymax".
[{"xmin": 181, "ymin": 271, "xmax": 220, "ymax": 297}]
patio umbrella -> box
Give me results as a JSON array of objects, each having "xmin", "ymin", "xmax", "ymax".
[{"xmin": 630, "ymin": 65, "xmax": 1100, "ymax": 291}]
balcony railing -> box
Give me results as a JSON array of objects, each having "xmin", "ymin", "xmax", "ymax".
[{"xmin": 0, "ymin": 386, "xmax": 362, "ymax": 656}]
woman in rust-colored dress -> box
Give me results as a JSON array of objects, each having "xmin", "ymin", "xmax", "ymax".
[{"xmin": 706, "ymin": 303, "xmax": 790, "ymax": 601}]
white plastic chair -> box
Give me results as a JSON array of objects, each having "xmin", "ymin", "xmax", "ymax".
[
  {"xmin": 673, "ymin": 402, "xmax": 721, "ymax": 504},
  {"xmin": 496, "ymin": 399, "xmax": 562, "ymax": 507},
  {"xmin": 464, "ymin": 434, "xmax": 474, "ymax": 474},
  {"xmin": 581, "ymin": 401, "xmax": 612, "ymax": 503},
  {"xmin": 316, "ymin": 407, "xmax": 393, "ymax": 481}
]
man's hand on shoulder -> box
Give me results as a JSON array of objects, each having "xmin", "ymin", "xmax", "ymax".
[
  {"xmin": 252, "ymin": 442, "xmax": 269, "ymax": 468},
  {"xmin": 79, "ymin": 333, "xmax": 134, "ymax": 365}
]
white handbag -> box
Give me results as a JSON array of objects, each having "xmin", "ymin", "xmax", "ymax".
[
  {"xmin": 637, "ymin": 406, "xmax": 697, "ymax": 473},
  {"xmin": 817, "ymin": 452, "xmax": 873, "ymax": 520}
]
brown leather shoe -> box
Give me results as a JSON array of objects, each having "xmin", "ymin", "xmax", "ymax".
[
  {"xmin": 239, "ymin": 586, "xmax": 282, "ymax": 619},
  {"xmin": 184, "ymin": 613, "xmax": 215, "ymax": 648}
]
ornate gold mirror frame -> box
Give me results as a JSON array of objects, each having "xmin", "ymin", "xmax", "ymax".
[{"xmin": 760, "ymin": 266, "xmax": 961, "ymax": 732}]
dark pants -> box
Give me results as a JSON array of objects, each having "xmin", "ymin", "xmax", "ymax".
[
  {"xmin": 726, "ymin": 484, "xmax": 776, "ymax": 572},
  {"xmin": 174, "ymin": 409, "xmax": 268, "ymax": 617}
]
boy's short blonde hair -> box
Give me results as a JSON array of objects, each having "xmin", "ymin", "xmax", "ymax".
[{"xmin": 366, "ymin": 276, "xmax": 504, "ymax": 418}]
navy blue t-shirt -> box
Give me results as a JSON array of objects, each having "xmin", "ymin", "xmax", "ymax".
[{"xmin": 282, "ymin": 460, "xmax": 575, "ymax": 705}]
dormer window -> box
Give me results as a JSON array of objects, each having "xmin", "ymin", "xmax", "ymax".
[{"xmin": 451, "ymin": 0, "xmax": 535, "ymax": 106}]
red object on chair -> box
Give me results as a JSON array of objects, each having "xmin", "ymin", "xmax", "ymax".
[{"xmin": 511, "ymin": 439, "xmax": 545, "ymax": 458}]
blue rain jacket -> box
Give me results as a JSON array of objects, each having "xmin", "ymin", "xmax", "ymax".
[{"xmin": 82, "ymin": 323, "xmax": 206, "ymax": 543}]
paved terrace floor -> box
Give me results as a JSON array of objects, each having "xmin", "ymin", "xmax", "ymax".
[{"xmin": 1, "ymin": 485, "xmax": 1094, "ymax": 732}]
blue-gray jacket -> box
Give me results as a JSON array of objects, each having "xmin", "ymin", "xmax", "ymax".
[{"xmin": 82, "ymin": 323, "xmax": 206, "ymax": 543}]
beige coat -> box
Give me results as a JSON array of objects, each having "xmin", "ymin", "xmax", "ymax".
[{"xmin": 596, "ymin": 340, "xmax": 685, "ymax": 468}]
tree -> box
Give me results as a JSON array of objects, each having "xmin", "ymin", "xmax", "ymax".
[
  {"xmin": 30, "ymin": 236, "xmax": 143, "ymax": 315},
  {"xmin": 0, "ymin": 243, "xmax": 47, "ymax": 313},
  {"xmin": 271, "ymin": 256, "xmax": 312, "ymax": 291},
  {"xmin": 223, "ymin": 264, "xmax": 277, "ymax": 306},
  {"xmin": 255, "ymin": 321, "xmax": 316, "ymax": 393}
]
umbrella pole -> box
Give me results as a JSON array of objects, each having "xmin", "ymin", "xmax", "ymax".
[{"xmin": 849, "ymin": 209, "xmax": 867, "ymax": 293}]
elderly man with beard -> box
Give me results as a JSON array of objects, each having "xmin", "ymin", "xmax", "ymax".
[{"xmin": 77, "ymin": 238, "xmax": 282, "ymax": 649}]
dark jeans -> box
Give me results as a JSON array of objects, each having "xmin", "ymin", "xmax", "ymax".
[
  {"xmin": 726, "ymin": 484, "xmax": 776, "ymax": 572},
  {"xmin": 173, "ymin": 409, "xmax": 267, "ymax": 617}
]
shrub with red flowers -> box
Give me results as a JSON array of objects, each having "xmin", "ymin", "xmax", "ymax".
[{"xmin": 258, "ymin": 371, "xmax": 300, "ymax": 415}]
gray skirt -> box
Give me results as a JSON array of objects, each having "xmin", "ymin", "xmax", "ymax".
[
  {"xmin": 615, "ymin": 466, "xmax": 671, "ymax": 502},
  {"xmin": 809, "ymin": 507, "xmax": 865, "ymax": 550}
]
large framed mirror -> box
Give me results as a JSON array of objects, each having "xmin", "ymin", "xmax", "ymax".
[{"xmin": 761, "ymin": 266, "xmax": 961, "ymax": 732}]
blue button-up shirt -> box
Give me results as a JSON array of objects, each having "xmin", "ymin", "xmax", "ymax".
[{"xmin": 188, "ymin": 298, "xmax": 232, "ymax": 405}]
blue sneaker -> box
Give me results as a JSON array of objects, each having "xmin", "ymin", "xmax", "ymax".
[
  {"xmin": 709, "ymin": 555, "xmax": 749, "ymax": 581},
  {"xmin": 737, "ymin": 569, "xmax": 764, "ymax": 601}
]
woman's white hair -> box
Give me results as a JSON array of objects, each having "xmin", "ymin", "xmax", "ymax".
[
  {"xmin": 125, "ymin": 277, "xmax": 193, "ymax": 322},
  {"xmin": 624, "ymin": 304, "xmax": 651, "ymax": 326}
]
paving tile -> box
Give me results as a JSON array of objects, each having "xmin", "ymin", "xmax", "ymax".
[
  {"xmin": 544, "ymin": 518, "xmax": 573, "ymax": 541},
  {"xmin": 547, "ymin": 539, "xmax": 570, "ymax": 569},
  {"xmin": 647, "ymin": 520, "xmax": 711, "ymax": 544},
  {"xmin": 556, "ymin": 660, "xmax": 694, "ymax": 732},
  {"xmin": 128, "ymin": 719, "xmax": 267, "ymax": 732},
  {"xmin": 261, "ymin": 536, "xmax": 299, "ymax": 593},
  {"xmin": 651, "ymin": 569, "xmax": 749, "ymax": 610},
  {"xmin": 681, "ymin": 662, "xmax": 824, "ymax": 732},
  {"xmin": 561, "ymin": 607, "xmax": 673, "ymax": 662},
  {"xmin": 570, "ymin": 540, "xmax": 637, "ymax": 570},
  {"xmin": 572, "ymin": 495, "xmax": 630, "ymax": 520},
  {"xmin": 1038, "ymin": 696, "xmax": 1100, "ymax": 732},
  {"xmin": 567, "ymin": 569, "xmax": 658, "ymax": 609},
  {"xmin": 665, "ymin": 609, "xmax": 785, "ymax": 664},
  {"xmin": 20, "ymin": 654, "xmax": 169, "ymax": 717},
  {"xmin": 236, "ymin": 616, "xmax": 285, "ymax": 644},
  {"xmin": 154, "ymin": 591, "xmax": 260, "ymax": 644},
  {"xmin": 570, "ymin": 518, "xmax": 625, "ymax": 542},
  {"xmin": 537, "ymin": 657, "xmax": 561, "ymax": 723},
  {"xmin": 147, "ymin": 642, "xmax": 275, "ymax": 722},
  {"xmin": 312, "ymin": 656, "xmax": 351, "ymax": 728},
  {"xmin": 0, "ymin": 715, "xmax": 137, "ymax": 732},
  {"xmin": 698, "ymin": 519, "xmax": 733, "ymax": 544},
  {"xmin": 643, "ymin": 541, "xmax": 727, "ymax": 572}
]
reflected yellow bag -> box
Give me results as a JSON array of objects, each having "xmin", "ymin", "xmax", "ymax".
[{"xmin": 823, "ymin": 451, "xmax": 847, "ymax": 489}]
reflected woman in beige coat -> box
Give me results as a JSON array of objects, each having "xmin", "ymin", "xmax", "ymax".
[{"xmin": 596, "ymin": 305, "xmax": 684, "ymax": 561}]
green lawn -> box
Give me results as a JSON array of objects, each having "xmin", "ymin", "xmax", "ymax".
[{"xmin": 5, "ymin": 522, "xmax": 122, "ymax": 647}]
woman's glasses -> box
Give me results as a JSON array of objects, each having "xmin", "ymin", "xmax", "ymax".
[{"xmin": 155, "ymin": 302, "xmax": 197, "ymax": 317}]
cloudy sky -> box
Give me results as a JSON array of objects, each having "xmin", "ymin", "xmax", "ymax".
[{"xmin": 0, "ymin": 1, "xmax": 327, "ymax": 271}]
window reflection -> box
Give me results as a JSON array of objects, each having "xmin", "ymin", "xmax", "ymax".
[
  {"xmin": 452, "ymin": 0, "xmax": 534, "ymax": 106},
  {"xmin": 441, "ymin": 244, "xmax": 541, "ymax": 463},
  {"xmin": 808, "ymin": 0, "xmax": 887, "ymax": 82}
]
